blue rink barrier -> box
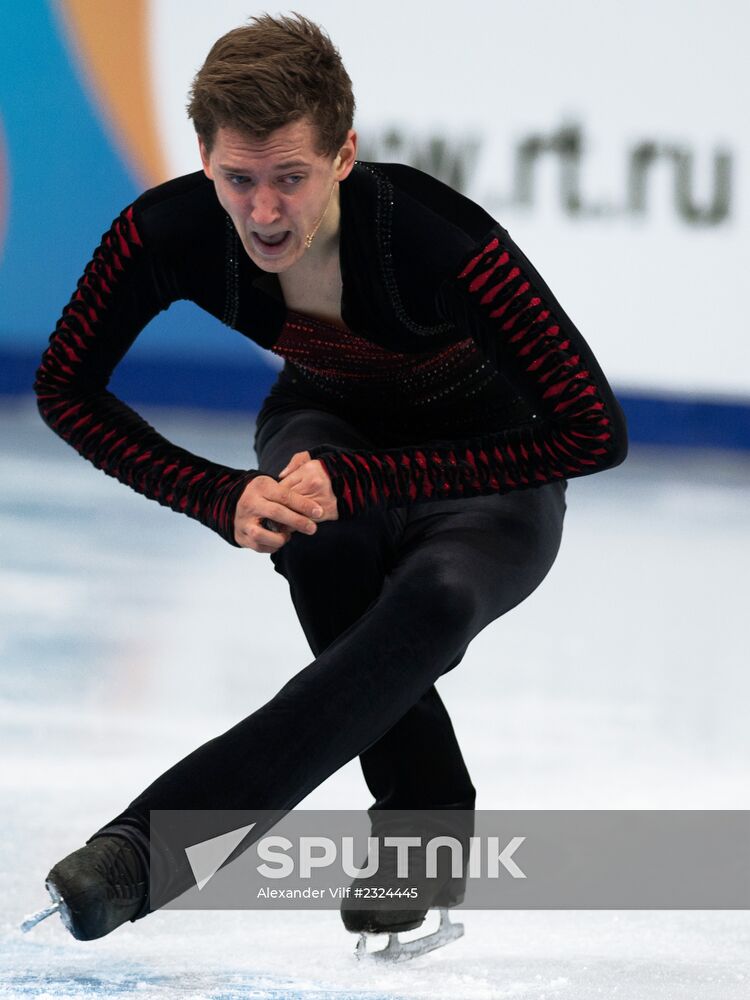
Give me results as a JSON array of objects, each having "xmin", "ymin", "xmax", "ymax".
[
  {"xmin": 0, "ymin": 347, "xmax": 277, "ymax": 415},
  {"xmin": 1, "ymin": 346, "xmax": 749, "ymax": 451},
  {"xmin": 619, "ymin": 390, "xmax": 750, "ymax": 451}
]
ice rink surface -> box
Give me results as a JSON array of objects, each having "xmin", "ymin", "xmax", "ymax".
[{"xmin": 1, "ymin": 397, "xmax": 749, "ymax": 999}]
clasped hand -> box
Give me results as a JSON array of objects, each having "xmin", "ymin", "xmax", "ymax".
[{"xmin": 234, "ymin": 450, "xmax": 338, "ymax": 552}]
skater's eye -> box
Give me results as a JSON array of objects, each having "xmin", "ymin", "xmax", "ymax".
[{"xmin": 227, "ymin": 174, "xmax": 251, "ymax": 186}]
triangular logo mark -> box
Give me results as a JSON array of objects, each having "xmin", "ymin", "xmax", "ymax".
[{"xmin": 185, "ymin": 822, "xmax": 256, "ymax": 890}]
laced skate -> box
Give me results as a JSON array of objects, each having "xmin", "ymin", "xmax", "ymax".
[{"xmin": 21, "ymin": 835, "xmax": 147, "ymax": 940}]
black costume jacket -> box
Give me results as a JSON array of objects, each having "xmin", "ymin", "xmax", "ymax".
[{"xmin": 35, "ymin": 162, "xmax": 628, "ymax": 544}]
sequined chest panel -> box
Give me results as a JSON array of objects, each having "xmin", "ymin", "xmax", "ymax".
[{"xmin": 270, "ymin": 312, "xmax": 526, "ymax": 436}]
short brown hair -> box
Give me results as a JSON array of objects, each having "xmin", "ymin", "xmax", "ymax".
[{"xmin": 187, "ymin": 13, "xmax": 355, "ymax": 157}]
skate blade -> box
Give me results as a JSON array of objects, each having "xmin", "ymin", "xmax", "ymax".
[
  {"xmin": 20, "ymin": 881, "xmax": 74, "ymax": 934},
  {"xmin": 355, "ymin": 908, "xmax": 464, "ymax": 963},
  {"xmin": 20, "ymin": 900, "xmax": 62, "ymax": 933}
]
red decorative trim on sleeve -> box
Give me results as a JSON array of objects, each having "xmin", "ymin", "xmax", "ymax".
[
  {"xmin": 34, "ymin": 206, "xmax": 256, "ymax": 545},
  {"xmin": 309, "ymin": 230, "xmax": 627, "ymax": 518}
]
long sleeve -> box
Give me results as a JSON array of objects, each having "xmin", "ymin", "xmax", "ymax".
[
  {"xmin": 308, "ymin": 226, "xmax": 628, "ymax": 518},
  {"xmin": 33, "ymin": 203, "xmax": 259, "ymax": 545}
]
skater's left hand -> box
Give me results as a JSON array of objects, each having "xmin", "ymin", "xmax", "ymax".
[{"xmin": 279, "ymin": 452, "xmax": 339, "ymax": 522}]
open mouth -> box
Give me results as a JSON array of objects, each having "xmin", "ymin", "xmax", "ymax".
[{"xmin": 252, "ymin": 231, "xmax": 291, "ymax": 254}]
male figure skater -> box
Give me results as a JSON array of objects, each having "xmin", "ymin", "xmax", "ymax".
[{"xmin": 30, "ymin": 14, "xmax": 627, "ymax": 954}]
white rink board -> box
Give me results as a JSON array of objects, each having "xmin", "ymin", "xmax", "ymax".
[{"xmin": 148, "ymin": 0, "xmax": 749, "ymax": 400}]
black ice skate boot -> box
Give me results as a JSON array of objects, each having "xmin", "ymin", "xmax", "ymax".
[
  {"xmin": 340, "ymin": 843, "xmax": 465, "ymax": 934},
  {"xmin": 341, "ymin": 811, "xmax": 470, "ymax": 960},
  {"xmin": 341, "ymin": 842, "xmax": 466, "ymax": 962},
  {"xmin": 43, "ymin": 835, "xmax": 148, "ymax": 940}
]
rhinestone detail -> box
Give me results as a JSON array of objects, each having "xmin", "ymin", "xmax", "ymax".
[
  {"xmin": 273, "ymin": 311, "xmax": 530, "ymax": 436},
  {"xmin": 222, "ymin": 214, "xmax": 240, "ymax": 328},
  {"xmin": 359, "ymin": 163, "xmax": 455, "ymax": 338}
]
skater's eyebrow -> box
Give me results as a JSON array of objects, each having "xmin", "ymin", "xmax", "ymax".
[
  {"xmin": 274, "ymin": 160, "xmax": 312, "ymax": 169},
  {"xmin": 219, "ymin": 160, "xmax": 312, "ymax": 172}
]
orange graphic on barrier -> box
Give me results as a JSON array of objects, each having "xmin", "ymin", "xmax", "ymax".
[{"xmin": 55, "ymin": 0, "xmax": 169, "ymax": 188}]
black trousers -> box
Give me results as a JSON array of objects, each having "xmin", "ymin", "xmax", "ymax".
[{"xmin": 91, "ymin": 400, "xmax": 567, "ymax": 912}]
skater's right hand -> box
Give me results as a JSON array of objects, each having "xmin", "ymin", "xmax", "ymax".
[{"xmin": 233, "ymin": 475, "xmax": 323, "ymax": 553}]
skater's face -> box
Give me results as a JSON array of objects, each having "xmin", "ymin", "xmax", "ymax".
[{"xmin": 199, "ymin": 118, "xmax": 357, "ymax": 274}]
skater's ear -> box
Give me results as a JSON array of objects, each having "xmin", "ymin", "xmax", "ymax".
[{"xmin": 333, "ymin": 129, "xmax": 357, "ymax": 182}]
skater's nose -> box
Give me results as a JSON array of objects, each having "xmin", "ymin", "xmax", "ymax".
[{"xmin": 249, "ymin": 185, "xmax": 282, "ymax": 227}]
